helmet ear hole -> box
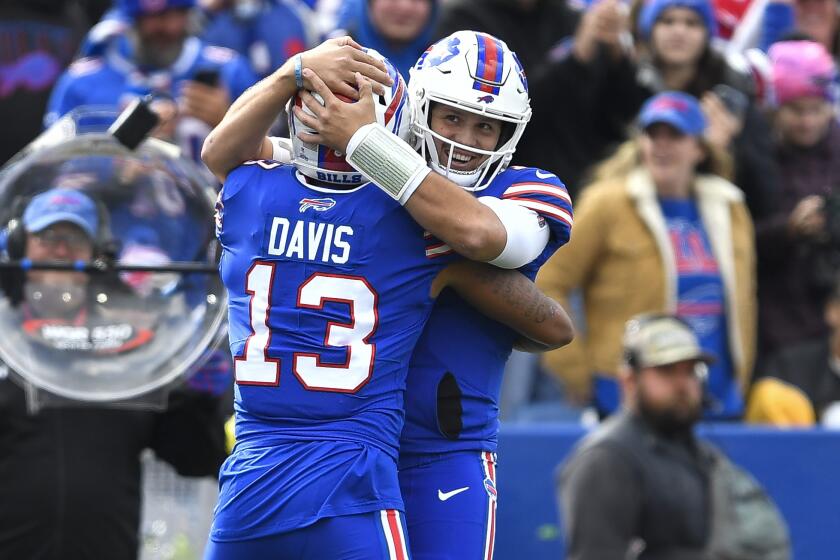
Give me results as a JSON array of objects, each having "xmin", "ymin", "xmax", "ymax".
[{"xmin": 377, "ymin": 94, "xmax": 386, "ymax": 106}]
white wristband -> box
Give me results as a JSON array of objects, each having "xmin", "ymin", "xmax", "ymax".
[{"xmin": 345, "ymin": 123, "xmax": 430, "ymax": 205}]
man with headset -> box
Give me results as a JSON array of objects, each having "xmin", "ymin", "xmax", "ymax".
[
  {"xmin": 5, "ymin": 189, "xmax": 102, "ymax": 316},
  {"xmin": 558, "ymin": 313, "xmax": 716, "ymax": 559},
  {"xmin": 2, "ymin": 188, "xmax": 153, "ymax": 351},
  {"xmin": 0, "ymin": 187, "xmax": 229, "ymax": 558}
]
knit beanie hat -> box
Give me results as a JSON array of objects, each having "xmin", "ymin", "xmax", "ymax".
[
  {"xmin": 769, "ymin": 40, "xmax": 837, "ymax": 106},
  {"xmin": 638, "ymin": 0, "xmax": 719, "ymax": 39}
]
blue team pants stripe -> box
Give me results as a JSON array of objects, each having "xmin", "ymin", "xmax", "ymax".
[{"xmin": 380, "ymin": 509, "xmax": 410, "ymax": 560}]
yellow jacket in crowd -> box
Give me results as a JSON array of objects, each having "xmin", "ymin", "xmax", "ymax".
[{"xmin": 537, "ymin": 168, "xmax": 756, "ymax": 401}]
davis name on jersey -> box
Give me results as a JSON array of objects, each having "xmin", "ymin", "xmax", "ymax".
[
  {"xmin": 213, "ymin": 161, "xmax": 456, "ymax": 539},
  {"xmin": 266, "ymin": 217, "xmax": 354, "ymax": 264},
  {"xmin": 400, "ymin": 166, "xmax": 573, "ymax": 459}
]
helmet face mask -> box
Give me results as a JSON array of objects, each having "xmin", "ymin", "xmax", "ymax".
[
  {"xmin": 413, "ymin": 96, "xmax": 526, "ymax": 190},
  {"xmin": 409, "ymin": 31, "xmax": 532, "ymax": 191},
  {"xmin": 288, "ymin": 49, "xmax": 411, "ymax": 188}
]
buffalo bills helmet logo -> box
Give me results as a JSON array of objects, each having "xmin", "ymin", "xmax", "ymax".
[
  {"xmin": 419, "ymin": 36, "xmax": 461, "ymax": 69},
  {"xmin": 477, "ymin": 95, "xmax": 495, "ymax": 103}
]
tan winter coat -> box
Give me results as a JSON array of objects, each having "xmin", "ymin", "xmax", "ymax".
[{"xmin": 537, "ymin": 168, "xmax": 757, "ymax": 401}]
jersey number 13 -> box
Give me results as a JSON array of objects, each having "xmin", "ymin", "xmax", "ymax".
[{"xmin": 234, "ymin": 261, "xmax": 378, "ymax": 393}]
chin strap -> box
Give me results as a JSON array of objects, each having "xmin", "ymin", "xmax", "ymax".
[{"xmin": 429, "ymin": 159, "xmax": 481, "ymax": 189}]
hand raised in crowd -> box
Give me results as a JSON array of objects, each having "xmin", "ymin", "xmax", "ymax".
[
  {"xmin": 701, "ymin": 91, "xmax": 744, "ymax": 151},
  {"xmin": 294, "ymin": 70, "xmax": 376, "ymax": 153},
  {"xmin": 788, "ymin": 195, "xmax": 826, "ymax": 239},
  {"xmin": 299, "ymin": 36, "xmax": 394, "ymax": 98},
  {"xmin": 179, "ymin": 80, "xmax": 231, "ymax": 128},
  {"xmin": 573, "ymin": 0, "xmax": 630, "ymax": 63}
]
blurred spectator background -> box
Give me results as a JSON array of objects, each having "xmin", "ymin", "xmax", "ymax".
[
  {"xmin": 748, "ymin": 274, "xmax": 840, "ymax": 427},
  {"xmin": 3, "ymin": 0, "xmax": 840, "ymax": 557},
  {"xmin": 519, "ymin": 0, "xmax": 778, "ymax": 220},
  {"xmin": 755, "ymin": 40, "xmax": 840, "ymax": 358},
  {"xmin": 537, "ymin": 91, "xmax": 755, "ymax": 420},
  {"xmin": 198, "ymin": 0, "xmax": 317, "ymax": 79},
  {"xmin": 0, "ymin": 0, "xmax": 110, "ymax": 163},
  {"xmin": 331, "ymin": 0, "xmax": 440, "ymax": 79},
  {"xmin": 45, "ymin": 0, "xmax": 258, "ymax": 166}
]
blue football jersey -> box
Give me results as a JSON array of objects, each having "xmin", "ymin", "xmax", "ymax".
[
  {"xmin": 44, "ymin": 36, "xmax": 257, "ymax": 163},
  {"xmin": 400, "ymin": 166, "xmax": 573, "ymax": 457},
  {"xmin": 213, "ymin": 162, "xmax": 454, "ymax": 539}
]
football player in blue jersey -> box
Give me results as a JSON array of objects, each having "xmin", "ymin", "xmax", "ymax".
[
  {"xmin": 203, "ymin": 39, "xmax": 573, "ymax": 559},
  {"xmin": 45, "ymin": 0, "xmax": 258, "ymax": 165},
  {"xmin": 288, "ymin": 31, "xmax": 574, "ymax": 560}
]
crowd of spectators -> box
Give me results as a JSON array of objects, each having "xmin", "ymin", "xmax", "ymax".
[
  {"xmin": 539, "ymin": 91, "xmax": 756, "ymax": 420},
  {"xmin": 527, "ymin": 0, "xmax": 840, "ymax": 429},
  {"xmin": 4, "ymin": 0, "xmax": 840, "ymax": 557},
  {"xmin": 4, "ymin": 0, "xmax": 840, "ymax": 427}
]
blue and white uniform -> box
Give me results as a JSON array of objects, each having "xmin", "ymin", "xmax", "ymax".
[
  {"xmin": 399, "ymin": 166, "xmax": 573, "ymax": 560},
  {"xmin": 209, "ymin": 161, "xmax": 457, "ymax": 558}
]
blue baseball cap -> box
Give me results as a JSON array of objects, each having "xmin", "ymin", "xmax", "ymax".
[
  {"xmin": 638, "ymin": 0, "xmax": 718, "ymax": 40},
  {"xmin": 23, "ymin": 189, "xmax": 98, "ymax": 238},
  {"xmin": 638, "ymin": 91, "xmax": 707, "ymax": 136}
]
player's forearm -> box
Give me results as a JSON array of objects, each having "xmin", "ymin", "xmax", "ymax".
[
  {"xmin": 404, "ymin": 173, "xmax": 507, "ymax": 262},
  {"xmin": 314, "ymin": 107, "xmax": 541, "ymax": 264},
  {"xmin": 508, "ymin": 291, "xmax": 575, "ymax": 352},
  {"xmin": 201, "ymin": 63, "xmax": 296, "ymax": 180},
  {"xmin": 440, "ymin": 262, "xmax": 575, "ymax": 350}
]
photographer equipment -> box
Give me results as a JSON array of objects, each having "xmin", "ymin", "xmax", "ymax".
[
  {"xmin": 107, "ymin": 95, "xmax": 160, "ymax": 151},
  {"xmin": 0, "ymin": 105, "xmax": 225, "ymax": 407}
]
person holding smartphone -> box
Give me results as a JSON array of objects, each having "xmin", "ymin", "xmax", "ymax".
[
  {"xmin": 45, "ymin": 0, "xmax": 259, "ymax": 165},
  {"xmin": 518, "ymin": 0, "xmax": 779, "ymax": 224},
  {"xmin": 754, "ymin": 40, "xmax": 840, "ymax": 359}
]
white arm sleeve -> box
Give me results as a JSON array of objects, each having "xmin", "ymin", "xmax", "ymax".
[
  {"xmin": 478, "ymin": 196, "xmax": 550, "ymax": 269},
  {"xmin": 269, "ymin": 136, "xmax": 293, "ymax": 163}
]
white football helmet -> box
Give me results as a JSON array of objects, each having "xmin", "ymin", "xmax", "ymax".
[
  {"xmin": 409, "ymin": 31, "xmax": 532, "ymax": 191},
  {"xmin": 288, "ymin": 49, "xmax": 412, "ymax": 186}
]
